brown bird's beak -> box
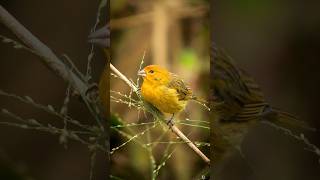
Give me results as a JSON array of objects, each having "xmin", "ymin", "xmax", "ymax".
[
  {"xmin": 137, "ymin": 69, "xmax": 146, "ymax": 77},
  {"xmin": 88, "ymin": 25, "xmax": 110, "ymax": 48}
]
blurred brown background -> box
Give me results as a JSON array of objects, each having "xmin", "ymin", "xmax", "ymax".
[
  {"xmin": 213, "ymin": 0, "xmax": 320, "ymax": 179},
  {"xmin": 1, "ymin": 0, "xmax": 320, "ymax": 180},
  {"xmin": 0, "ymin": 0, "xmax": 107, "ymax": 180}
]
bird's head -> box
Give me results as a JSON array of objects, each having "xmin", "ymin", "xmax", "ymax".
[{"xmin": 138, "ymin": 65, "xmax": 170, "ymax": 86}]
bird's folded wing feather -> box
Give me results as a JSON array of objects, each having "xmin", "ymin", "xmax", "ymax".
[
  {"xmin": 168, "ymin": 74, "xmax": 193, "ymax": 101},
  {"xmin": 211, "ymin": 44, "xmax": 267, "ymax": 121}
]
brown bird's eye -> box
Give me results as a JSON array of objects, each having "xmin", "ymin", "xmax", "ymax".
[{"xmin": 149, "ymin": 70, "xmax": 154, "ymax": 74}]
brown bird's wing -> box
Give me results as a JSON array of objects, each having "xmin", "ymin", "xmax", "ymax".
[
  {"xmin": 168, "ymin": 74, "xmax": 193, "ymax": 101},
  {"xmin": 211, "ymin": 44, "xmax": 267, "ymax": 121}
]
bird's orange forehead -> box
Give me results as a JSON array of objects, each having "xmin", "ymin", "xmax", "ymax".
[
  {"xmin": 140, "ymin": 65, "xmax": 171, "ymax": 84},
  {"xmin": 143, "ymin": 65, "xmax": 167, "ymax": 72}
]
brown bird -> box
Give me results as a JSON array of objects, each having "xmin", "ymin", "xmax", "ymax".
[{"xmin": 210, "ymin": 43, "xmax": 313, "ymax": 162}]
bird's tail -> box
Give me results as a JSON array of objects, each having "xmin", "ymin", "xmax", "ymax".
[{"xmin": 262, "ymin": 106, "xmax": 316, "ymax": 132}]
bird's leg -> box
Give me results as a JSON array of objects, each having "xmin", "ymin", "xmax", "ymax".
[{"xmin": 166, "ymin": 113, "xmax": 175, "ymax": 129}]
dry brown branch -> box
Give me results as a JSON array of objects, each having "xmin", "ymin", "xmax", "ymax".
[{"xmin": 109, "ymin": 63, "xmax": 210, "ymax": 165}]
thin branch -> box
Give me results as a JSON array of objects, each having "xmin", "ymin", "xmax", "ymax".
[
  {"xmin": 262, "ymin": 121, "xmax": 320, "ymax": 162},
  {"xmin": 110, "ymin": 122, "xmax": 158, "ymax": 154},
  {"xmin": 0, "ymin": 89, "xmax": 92, "ymax": 131},
  {"xmin": 86, "ymin": 0, "xmax": 107, "ymax": 80},
  {"xmin": 110, "ymin": 64, "xmax": 139, "ymax": 92}
]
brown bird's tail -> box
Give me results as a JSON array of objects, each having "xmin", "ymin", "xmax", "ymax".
[{"xmin": 262, "ymin": 106, "xmax": 316, "ymax": 132}]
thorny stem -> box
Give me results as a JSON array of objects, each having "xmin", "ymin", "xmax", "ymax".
[{"xmin": 110, "ymin": 63, "xmax": 210, "ymax": 165}]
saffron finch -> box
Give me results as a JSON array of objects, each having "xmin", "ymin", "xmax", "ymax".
[{"xmin": 138, "ymin": 65, "xmax": 206, "ymax": 122}]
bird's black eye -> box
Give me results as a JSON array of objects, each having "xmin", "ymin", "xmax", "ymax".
[{"xmin": 149, "ymin": 70, "xmax": 154, "ymax": 74}]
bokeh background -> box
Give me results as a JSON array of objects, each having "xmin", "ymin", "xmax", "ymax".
[
  {"xmin": 1, "ymin": 0, "xmax": 320, "ymax": 180},
  {"xmin": 0, "ymin": 1, "xmax": 107, "ymax": 180},
  {"xmin": 212, "ymin": 0, "xmax": 320, "ymax": 179},
  {"xmin": 110, "ymin": 0, "xmax": 210, "ymax": 179}
]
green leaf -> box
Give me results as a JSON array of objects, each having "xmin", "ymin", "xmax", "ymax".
[{"xmin": 110, "ymin": 114, "xmax": 123, "ymax": 127}]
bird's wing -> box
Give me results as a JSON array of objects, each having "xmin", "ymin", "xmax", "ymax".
[
  {"xmin": 168, "ymin": 74, "xmax": 193, "ymax": 101},
  {"xmin": 235, "ymin": 102, "xmax": 269, "ymax": 121},
  {"xmin": 211, "ymin": 43, "xmax": 267, "ymax": 121}
]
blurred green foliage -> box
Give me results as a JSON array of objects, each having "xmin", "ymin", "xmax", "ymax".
[{"xmin": 179, "ymin": 48, "xmax": 199, "ymax": 70}]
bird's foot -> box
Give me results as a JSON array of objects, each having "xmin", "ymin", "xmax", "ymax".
[
  {"xmin": 166, "ymin": 114, "xmax": 175, "ymax": 130},
  {"xmin": 166, "ymin": 119, "xmax": 174, "ymax": 129}
]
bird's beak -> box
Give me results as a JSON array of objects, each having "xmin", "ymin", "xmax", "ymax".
[
  {"xmin": 137, "ymin": 69, "xmax": 146, "ymax": 77},
  {"xmin": 88, "ymin": 25, "xmax": 110, "ymax": 48}
]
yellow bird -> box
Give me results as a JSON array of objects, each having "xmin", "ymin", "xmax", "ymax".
[
  {"xmin": 88, "ymin": 26, "xmax": 207, "ymax": 122},
  {"xmin": 138, "ymin": 65, "xmax": 206, "ymax": 123}
]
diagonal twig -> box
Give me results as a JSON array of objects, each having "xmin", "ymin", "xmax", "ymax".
[{"xmin": 0, "ymin": 5, "xmax": 87, "ymax": 94}]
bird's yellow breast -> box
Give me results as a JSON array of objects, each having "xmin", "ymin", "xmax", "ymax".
[{"xmin": 141, "ymin": 83, "xmax": 186, "ymax": 114}]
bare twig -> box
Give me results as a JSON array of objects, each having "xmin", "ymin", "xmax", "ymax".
[
  {"xmin": 110, "ymin": 63, "xmax": 210, "ymax": 165},
  {"xmin": 263, "ymin": 121, "xmax": 320, "ymax": 163},
  {"xmin": 171, "ymin": 125, "xmax": 210, "ymax": 164},
  {"xmin": 110, "ymin": 64, "xmax": 138, "ymax": 92},
  {"xmin": 0, "ymin": 89, "xmax": 92, "ymax": 131},
  {"xmin": 86, "ymin": 0, "xmax": 107, "ymax": 80}
]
